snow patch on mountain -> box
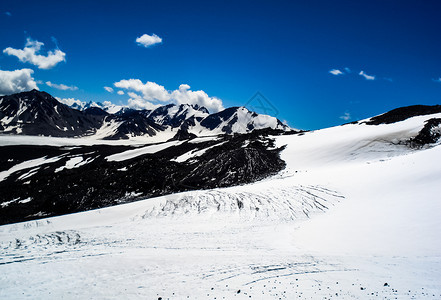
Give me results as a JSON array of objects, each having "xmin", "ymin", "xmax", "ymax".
[
  {"xmin": 55, "ymin": 156, "xmax": 95, "ymax": 172},
  {"xmin": 172, "ymin": 141, "xmax": 227, "ymax": 163},
  {"xmin": 105, "ymin": 140, "xmax": 185, "ymax": 162},
  {"xmin": 0, "ymin": 156, "xmax": 63, "ymax": 182}
]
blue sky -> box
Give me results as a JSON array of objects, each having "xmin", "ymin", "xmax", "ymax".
[{"xmin": 1, "ymin": 0, "xmax": 441, "ymax": 129}]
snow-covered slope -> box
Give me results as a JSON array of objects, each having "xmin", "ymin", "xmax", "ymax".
[
  {"xmin": 274, "ymin": 113, "xmax": 441, "ymax": 256},
  {"xmin": 1, "ymin": 110, "xmax": 441, "ymax": 299}
]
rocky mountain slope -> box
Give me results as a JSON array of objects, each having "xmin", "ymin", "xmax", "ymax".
[
  {"xmin": 0, "ymin": 90, "xmax": 106, "ymax": 137},
  {"xmin": 0, "ymin": 129, "xmax": 287, "ymax": 225}
]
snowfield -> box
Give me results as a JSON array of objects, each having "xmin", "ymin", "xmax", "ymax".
[{"xmin": 1, "ymin": 114, "xmax": 441, "ymax": 299}]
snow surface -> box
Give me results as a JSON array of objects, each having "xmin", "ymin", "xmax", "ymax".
[
  {"xmin": 1, "ymin": 113, "xmax": 441, "ymax": 299},
  {"xmin": 0, "ymin": 132, "xmax": 177, "ymax": 146}
]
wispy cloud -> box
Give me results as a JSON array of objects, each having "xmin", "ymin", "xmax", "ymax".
[
  {"xmin": 114, "ymin": 79, "xmax": 224, "ymax": 112},
  {"xmin": 3, "ymin": 38, "xmax": 66, "ymax": 69},
  {"xmin": 104, "ymin": 86, "xmax": 114, "ymax": 93},
  {"xmin": 0, "ymin": 68, "xmax": 38, "ymax": 95},
  {"xmin": 339, "ymin": 112, "xmax": 351, "ymax": 121},
  {"xmin": 136, "ymin": 33, "xmax": 162, "ymax": 48},
  {"xmin": 329, "ymin": 69, "xmax": 344, "ymax": 76},
  {"xmin": 432, "ymin": 78, "xmax": 441, "ymax": 83},
  {"xmin": 329, "ymin": 67, "xmax": 387, "ymax": 81},
  {"xmin": 46, "ymin": 81, "xmax": 78, "ymax": 91},
  {"xmin": 5, "ymin": 12, "xmax": 11, "ymax": 16},
  {"xmin": 359, "ymin": 70, "xmax": 375, "ymax": 80}
]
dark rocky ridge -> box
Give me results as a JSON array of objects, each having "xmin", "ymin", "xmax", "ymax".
[
  {"xmin": 0, "ymin": 90, "xmax": 107, "ymax": 136},
  {"xmin": 0, "ymin": 130, "xmax": 287, "ymax": 225},
  {"xmin": 409, "ymin": 118, "xmax": 441, "ymax": 147},
  {"xmin": 364, "ymin": 105, "xmax": 441, "ymax": 125}
]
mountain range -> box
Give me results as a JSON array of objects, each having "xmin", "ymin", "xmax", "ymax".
[{"xmin": 0, "ymin": 90, "xmax": 289, "ymax": 140}]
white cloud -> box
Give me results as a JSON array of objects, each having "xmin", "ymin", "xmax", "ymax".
[
  {"xmin": 3, "ymin": 38, "xmax": 66, "ymax": 69},
  {"xmin": 359, "ymin": 70, "xmax": 375, "ymax": 80},
  {"xmin": 104, "ymin": 86, "xmax": 114, "ymax": 93},
  {"xmin": 171, "ymin": 84, "xmax": 224, "ymax": 112},
  {"xmin": 127, "ymin": 92, "xmax": 161, "ymax": 110},
  {"xmin": 329, "ymin": 69, "xmax": 343, "ymax": 76},
  {"xmin": 0, "ymin": 68, "xmax": 38, "ymax": 95},
  {"xmin": 117, "ymin": 90, "xmax": 124, "ymax": 95},
  {"xmin": 114, "ymin": 79, "xmax": 170, "ymax": 102},
  {"xmin": 46, "ymin": 81, "xmax": 78, "ymax": 91},
  {"xmin": 329, "ymin": 67, "xmax": 385, "ymax": 81},
  {"xmin": 432, "ymin": 78, "xmax": 441, "ymax": 83},
  {"xmin": 114, "ymin": 79, "xmax": 224, "ymax": 112},
  {"xmin": 136, "ymin": 34, "xmax": 162, "ymax": 48},
  {"xmin": 339, "ymin": 112, "xmax": 351, "ymax": 121}
]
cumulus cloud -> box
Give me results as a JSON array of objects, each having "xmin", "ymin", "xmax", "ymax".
[
  {"xmin": 339, "ymin": 112, "xmax": 351, "ymax": 121},
  {"xmin": 136, "ymin": 33, "xmax": 162, "ymax": 48},
  {"xmin": 3, "ymin": 38, "xmax": 66, "ymax": 69},
  {"xmin": 114, "ymin": 79, "xmax": 224, "ymax": 112},
  {"xmin": 114, "ymin": 79, "xmax": 170, "ymax": 102},
  {"xmin": 46, "ymin": 81, "xmax": 78, "ymax": 91},
  {"xmin": 127, "ymin": 92, "xmax": 161, "ymax": 110},
  {"xmin": 171, "ymin": 84, "xmax": 224, "ymax": 112},
  {"xmin": 359, "ymin": 70, "xmax": 375, "ymax": 80},
  {"xmin": 329, "ymin": 69, "xmax": 343, "ymax": 76},
  {"xmin": 0, "ymin": 68, "xmax": 38, "ymax": 95},
  {"xmin": 104, "ymin": 86, "xmax": 114, "ymax": 93},
  {"xmin": 117, "ymin": 90, "xmax": 124, "ymax": 95}
]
